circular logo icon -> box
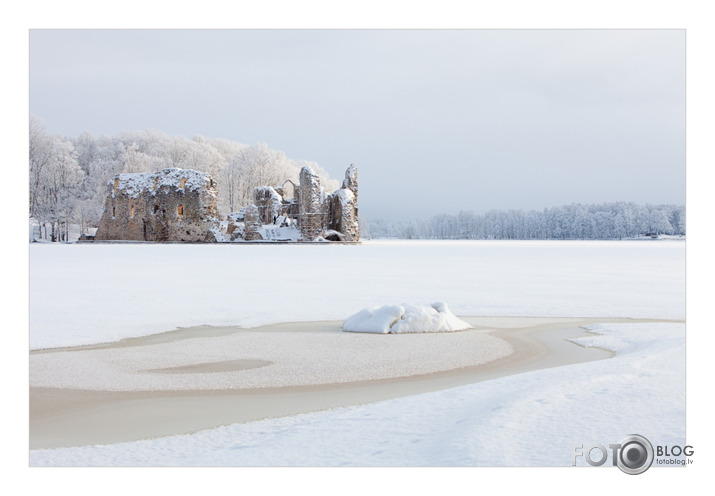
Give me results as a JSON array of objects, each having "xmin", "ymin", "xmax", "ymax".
[{"xmin": 616, "ymin": 434, "xmax": 654, "ymax": 475}]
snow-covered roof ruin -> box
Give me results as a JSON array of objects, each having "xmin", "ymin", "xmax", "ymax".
[{"xmin": 95, "ymin": 168, "xmax": 220, "ymax": 242}]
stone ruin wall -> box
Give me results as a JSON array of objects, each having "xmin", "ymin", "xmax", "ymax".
[
  {"xmin": 242, "ymin": 204, "xmax": 263, "ymax": 241},
  {"xmin": 325, "ymin": 164, "xmax": 359, "ymax": 241},
  {"xmin": 94, "ymin": 164, "xmax": 359, "ymax": 243},
  {"xmin": 298, "ymin": 166, "xmax": 326, "ymax": 241},
  {"xmin": 274, "ymin": 180, "xmax": 300, "ymax": 219},
  {"xmin": 229, "ymin": 164, "xmax": 359, "ymax": 242},
  {"xmin": 95, "ymin": 168, "xmax": 219, "ymax": 242},
  {"xmin": 253, "ymin": 186, "xmax": 284, "ymax": 225},
  {"xmin": 326, "ymin": 189, "xmax": 358, "ymax": 241},
  {"xmin": 342, "ymin": 163, "xmax": 358, "ymax": 202}
]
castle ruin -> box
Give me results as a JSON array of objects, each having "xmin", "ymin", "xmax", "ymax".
[
  {"xmin": 95, "ymin": 168, "xmax": 220, "ymax": 242},
  {"xmin": 228, "ymin": 164, "xmax": 360, "ymax": 242},
  {"xmin": 94, "ymin": 164, "xmax": 359, "ymax": 243}
]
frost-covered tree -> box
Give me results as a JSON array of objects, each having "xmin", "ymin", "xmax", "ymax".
[
  {"xmin": 29, "ymin": 115, "xmax": 54, "ymax": 219},
  {"xmin": 220, "ymin": 143, "xmax": 339, "ymax": 215},
  {"xmin": 668, "ymin": 206, "xmax": 685, "ymax": 235},
  {"xmin": 367, "ymin": 202, "xmax": 685, "ymax": 240},
  {"xmin": 29, "ymin": 119, "xmax": 345, "ymax": 239},
  {"xmin": 29, "ymin": 117, "xmax": 85, "ymax": 241},
  {"xmin": 647, "ymin": 208, "xmax": 674, "ymax": 235}
]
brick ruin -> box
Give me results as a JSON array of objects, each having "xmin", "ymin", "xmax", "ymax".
[
  {"xmin": 95, "ymin": 164, "xmax": 359, "ymax": 243},
  {"xmin": 95, "ymin": 168, "xmax": 220, "ymax": 242}
]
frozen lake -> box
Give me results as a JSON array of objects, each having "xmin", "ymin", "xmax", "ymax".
[
  {"xmin": 28, "ymin": 239, "xmax": 688, "ymax": 469},
  {"xmin": 29, "ymin": 239, "xmax": 685, "ymax": 349}
]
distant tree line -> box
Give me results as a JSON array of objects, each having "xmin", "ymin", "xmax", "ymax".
[
  {"xmin": 363, "ymin": 202, "xmax": 685, "ymax": 240},
  {"xmin": 29, "ymin": 115, "xmax": 339, "ymax": 241}
]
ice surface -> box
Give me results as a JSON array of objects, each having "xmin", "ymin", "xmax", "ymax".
[
  {"xmin": 29, "ymin": 240, "xmax": 685, "ymax": 349},
  {"xmin": 30, "ymin": 325, "xmax": 511, "ymax": 390}
]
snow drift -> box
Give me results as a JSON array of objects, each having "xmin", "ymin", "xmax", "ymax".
[{"xmin": 342, "ymin": 302, "xmax": 471, "ymax": 334}]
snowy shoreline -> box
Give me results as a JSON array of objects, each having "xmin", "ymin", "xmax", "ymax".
[
  {"xmin": 29, "ymin": 318, "xmax": 685, "ymax": 465},
  {"xmin": 31, "ymin": 316, "xmax": 625, "ymax": 450}
]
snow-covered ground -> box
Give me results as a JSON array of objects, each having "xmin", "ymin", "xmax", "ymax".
[
  {"xmin": 29, "ymin": 239, "xmax": 685, "ymax": 349},
  {"xmin": 28, "ymin": 239, "xmax": 689, "ymax": 472},
  {"xmin": 29, "ymin": 322, "xmax": 685, "ymax": 466}
]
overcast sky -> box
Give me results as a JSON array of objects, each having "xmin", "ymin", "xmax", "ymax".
[{"xmin": 29, "ymin": 29, "xmax": 685, "ymax": 220}]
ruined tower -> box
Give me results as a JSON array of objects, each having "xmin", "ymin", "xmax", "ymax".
[
  {"xmin": 95, "ymin": 168, "xmax": 219, "ymax": 242},
  {"xmin": 298, "ymin": 166, "xmax": 325, "ymax": 241},
  {"xmin": 325, "ymin": 164, "xmax": 360, "ymax": 241}
]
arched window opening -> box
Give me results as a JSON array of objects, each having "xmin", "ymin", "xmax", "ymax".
[
  {"xmin": 177, "ymin": 204, "xmax": 184, "ymax": 219},
  {"xmin": 280, "ymin": 180, "xmax": 297, "ymax": 201}
]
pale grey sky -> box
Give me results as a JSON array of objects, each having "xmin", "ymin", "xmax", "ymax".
[{"xmin": 29, "ymin": 29, "xmax": 685, "ymax": 220}]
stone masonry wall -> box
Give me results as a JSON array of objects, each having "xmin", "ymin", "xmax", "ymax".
[
  {"xmin": 95, "ymin": 168, "xmax": 219, "ymax": 242},
  {"xmin": 298, "ymin": 166, "xmax": 325, "ymax": 241},
  {"xmin": 325, "ymin": 164, "xmax": 360, "ymax": 241},
  {"xmin": 253, "ymin": 186, "xmax": 283, "ymax": 225}
]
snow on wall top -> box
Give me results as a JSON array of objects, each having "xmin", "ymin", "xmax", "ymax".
[
  {"xmin": 300, "ymin": 165, "xmax": 317, "ymax": 178},
  {"xmin": 227, "ymin": 209, "xmax": 246, "ymax": 222},
  {"xmin": 109, "ymin": 168, "xmax": 213, "ymax": 198},
  {"xmin": 333, "ymin": 187, "xmax": 355, "ymax": 205},
  {"xmin": 254, "ymin": 186, "xmax": 282, "ymax": 199},
  {"xmin": 343, "ymin": 163, "xmax": 357, "ymax": 184}
]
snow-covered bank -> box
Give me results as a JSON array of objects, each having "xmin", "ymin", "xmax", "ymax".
[
  {"xmin": 29, "ymin": 240, "xmax": 685, "ymax": 349},
  {"xmin": 29, "ymin": 322, "xmax": 685, "ymax": 466}
]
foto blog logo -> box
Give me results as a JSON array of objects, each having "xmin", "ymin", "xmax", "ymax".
[
  {"xmin": 574, "ymin": 434, "xmax": 694, "ymax": 475},
  {"xmin": 574, "ymin": 434, "xmax": 654, "ymax": 475}
]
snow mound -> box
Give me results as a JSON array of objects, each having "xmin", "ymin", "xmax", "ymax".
[{"xmin": 342, "ymin": 302, "xmax": 471, "ymax": 334}]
